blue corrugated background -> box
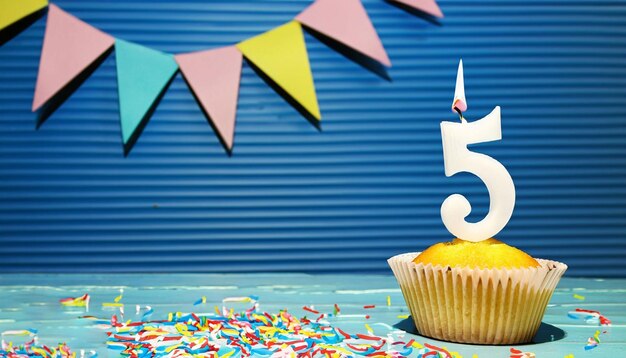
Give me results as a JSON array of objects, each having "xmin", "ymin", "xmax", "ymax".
[{"xmin": 0, "ymin": 0, "xmax": 625, "ymax": 276}]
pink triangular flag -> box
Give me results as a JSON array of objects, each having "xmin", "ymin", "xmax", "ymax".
[
  {"xmin": 32, "ymin": 4, "xmax": 114, "ymax": 111},
  {"xmin": 296, "ymin": 0, "xmax": 390, "ymax": 67},
  {"xmin": 175, "ymin": 46, "xmax": 242, "ymax": 152},
  {"xmin": 389, "ymin": 0, "xmax": 444, "ymax": 18}
]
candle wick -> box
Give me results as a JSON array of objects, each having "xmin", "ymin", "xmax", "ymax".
[{"xmin": 454, "ymin": 107, "xmax": 467, "ymax": 124}]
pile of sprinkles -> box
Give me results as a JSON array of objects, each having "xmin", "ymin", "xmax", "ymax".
[
  {"xmin": 1, "ymin": 329, "xmax": 96, "ymax": 358},
  {"xmin": 103, "ymin": 298, "xmax": 461, "ymax": 357},
  {"xmin": 0, "ymin": 341, "xmax": 78, "ymax": 358}
]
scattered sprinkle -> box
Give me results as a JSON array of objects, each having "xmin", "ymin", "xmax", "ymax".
[
  {"xmin": 593, "ymin": 330, "xmax": 601, "ymax": 343},
  {"xmin": 333, "ymin": 303, "xmax": 340, "ymax": 316},
  {"xmin": 193, "ymin": 296, "xmax": 207, "ymax": 306},
  {"xmin": 302, "ymin": 305, "xmax": 320, "ymax": 314},
  {"xmin": 510, "ymin": 347, "xmax": 536, "ymax": 358},
  {"xmin": 102, "ymin": 290, "xmax": 125, "ymax": 308},
  {"xmin": 113, "ymin": 289, "xmax": 124, "ymax": 303},
  {"xmin": 445, "ymin": 346, "xmax": 462, "ymax": 358},
  {"xmin": 135, "ymin": 305, "xmax": 154, "ymax": 321},
  {"xmin": 568, "ymin": 308, "xmax": 611, "ymax": 326},
  {"xmin": 564, "ymin": 354, "xmax": 575, "ymax": 358},
  {"xmin": 397, "ymin": 314, "xmax": 409, "ymax": 319},
  {"xmin": 364, "ymin": 305, "xmax": 376, "ymax": 309},
  {"xmin": 102, "ymin": 302, "xmax": 123, "ymax": 308},
  {"xmin": 584, "ymin": 329, "xmax": 604, "ymax": 350},
  {"xmin": 59, "ymin": 293, "xmax": 89, "ymax": 308},
  {"xmin": 1, "ymin": 329, "xmax": 37, "ymax": 337},
  {"xmin": 572, "ymin": 294, "xmax": 585, "ymax": 301},
  {"xmin": 424, "ymin": 343, "xmax": 453, "ymax": 358},
  {"xmin": 222, "ymin": 295, "xmax": 258, "ymax": 303},
  {"xmin": 387, "ymin": 295, "xmax": 391, "ymax": 306}
]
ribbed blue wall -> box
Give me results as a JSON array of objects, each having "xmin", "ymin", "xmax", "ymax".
[{"xmin": 1, "ymin": 0, "xmax": 625, "ymax": 276}]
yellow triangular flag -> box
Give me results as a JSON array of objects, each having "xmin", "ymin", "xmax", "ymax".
[
  {"xmin": 237, "ymin": 21, "xmax": 321, "ymax": 120},
  {"xmin": 0, "ymin": 0, "xmax": 48, "ymax": 31}
]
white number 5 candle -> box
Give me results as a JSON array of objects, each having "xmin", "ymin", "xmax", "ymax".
[{"xmin": 440, "ymin": 60, "xmax": 516, "ymax": 242}]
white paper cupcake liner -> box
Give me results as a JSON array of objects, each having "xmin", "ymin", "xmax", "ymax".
[{"xmin": 388, "ymin": 252, "xmax": 567, "ymax": 345}]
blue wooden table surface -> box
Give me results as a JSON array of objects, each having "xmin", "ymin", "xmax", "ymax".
[{"xmin": 0, "ymin": 274, "xmax": 623, "ymax": 357}]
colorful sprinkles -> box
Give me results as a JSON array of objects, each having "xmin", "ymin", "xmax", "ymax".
[
  {"xmin": 101, "ymin": 298, "xmax": 461, "ymax": 357},
  {"xmin": 114, "ymin": 289, "xmax": 124, "ymax": 303},
  {"xmin": 59, "ymin": 294, "xmax": 90, "ymax": 308},
  {"xmin": 566, "ymin": 307, "xmax": 611, "ymax": 352},
  {"xmin": 567, "ymin": 308, "xmax": 612, "ymax": 326},
  {"xmin": 1, "ymin": 329, "xmax": 93, "ymax": 358},
  {"xmin": 102, "ymin": 289, "xmax": 124, "ymax": 308},
  {"xmin": 9, "ymin": 286, "xmax": 609, "ymax": 357},
  {"xmin": 509, "ymin": 347, "xmax": 535, "ymax": 358},
  {"xmin": 333, "ymin": 304, "xmax": 341, "ymax": 316},
  {"xmin": 302, "ymin": 306, "xmax": 320, "ymax": 315},
  {"xmin": 0, "ymin": 341, "xmax": 84, "ymax": 358},
  {"xmin": 584, "ymin": 329, "xmax": 606, "ymax": 351}
]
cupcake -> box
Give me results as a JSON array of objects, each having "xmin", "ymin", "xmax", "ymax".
[{"xmin": 388, "ymin": 238, "xmax": 567, "ymax": 344}]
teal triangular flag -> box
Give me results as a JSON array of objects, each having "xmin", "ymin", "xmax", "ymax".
[{"xmin": 115, "ymin": 39, "xmax": 178, "ymax": 153}]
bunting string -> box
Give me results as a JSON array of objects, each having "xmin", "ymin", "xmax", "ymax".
[{"xmin": 1, "ymin": 0, "xmax": 443, "ymax": 155}]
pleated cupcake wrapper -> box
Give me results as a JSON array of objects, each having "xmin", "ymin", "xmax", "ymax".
[{"xmin": 388, "ymin": 252, "xmax": 567, "ymax": 345}]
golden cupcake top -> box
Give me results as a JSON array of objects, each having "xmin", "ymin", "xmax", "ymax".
[{"xmin": 413, "ymin": 238, "xmax": 540, "ymax": 269}]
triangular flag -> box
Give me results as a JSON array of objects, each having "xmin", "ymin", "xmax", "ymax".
[
  {"xmin": 388, "ymin": 0, "xmax": 444, "ymax": 18},
  {"xmin": 32, "ymin": 4, "xmax": 114, "ymax": 111},
  {"xmin": 0, "ymin": 0, "xmax": 47, "ymax": 31},
  {"xmin": 237, "ymin": 21, "xmax": 321, "ymax": 121},
  {"xmin": 115, "ymin": 39, "xmax": 178, "ymax": 150},
  {"xmin": 296, "ymin": 0, "xmax": 390, "ymax": 67},
  {"xmin": 176, "ymin": 46, "xmax": 242, "ymax": 152}
]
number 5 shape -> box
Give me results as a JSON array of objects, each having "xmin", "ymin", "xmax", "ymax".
[{"xmin": 440, "ymin": 106, "xmax": 515, "ymax": 242}]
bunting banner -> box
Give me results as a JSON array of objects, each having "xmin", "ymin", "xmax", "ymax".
[{"xmin": 0, "ymin": 0, "xmax": 443, "ymax": 155}]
